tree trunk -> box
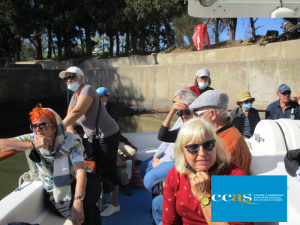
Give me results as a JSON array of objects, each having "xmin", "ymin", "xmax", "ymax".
[
  {"xmin": 249, "ymin": 18, "xmax": 256, "ymax": 40},
  {"xmin": 156, "ymin": 21, "xmax": 160, "ymax": 52},
  {"xmin": 52, "ymin": 38, "xmax": 56, "ymax": 58},
  {"xmin": 80, "ymin": 29, "xmax": 85, "ymax": 55},
  {"xmin": 125, "ymin": 25, "xmax": 129, "ymax": 55},
  {"xmin": 36, "ymin": 31, "xmax": 43, "ymax": 60},
  {"xmin": 131, "ymin": 27, "xmax": 137, "ymax": 54},
  {"xmin": 109, "ymin": 33, "xmax": 114, "ymax": 57},
  {"xmin": 214, "ymin": 18, "xmax": 219, "ymax": 44},
  {"xmin": 163, "ymin": 19, "xmax": 171, "ymax": 47},
  {"xmin": 229, "ymin": 18, "xmax": 237, "ymax": 41},
  {"xmin": 85, "ymin": 27, "xmax": 92, "ymax": 56},
  {"xmin": 47, "ymin": 25, "xmax": 52, "ymax": 59},
  {"xmin": 15, "ymin": 37, "xmax": 21, "ymax": 61},
  {"xmin": 139, "ymin": 21, "xmax": 145, "ymax": 55},
  {"xmin": 56, "ymin": 29, "xmax": 62, "ymax": 57},
  {"xmin": 116, "ymin": 32, "xmax": 119, "ymax": 57},
  {"xmin": 63, "ymin": 33, "xmax": 69, "ymax": 57}
]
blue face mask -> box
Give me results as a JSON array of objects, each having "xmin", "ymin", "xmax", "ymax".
[
  {"xmin": 243, "ymin": 103, "xmax": 252, "ymax": 111},
  {"xmin": 198, "ymin": 82, "xmax": 209, "ymax": 89},
  {"xmin": 67, "ymin": 82, "xmax": 80, "ymax": 91}
]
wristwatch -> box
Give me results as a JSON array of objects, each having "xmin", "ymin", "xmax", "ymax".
[
  {"xmin": 74, "ymin": 196, "xmax": 84, "ymax": 201},
  {"xmin": 200, "ymin": 196, "xmax": 211, "ymax": 206}
]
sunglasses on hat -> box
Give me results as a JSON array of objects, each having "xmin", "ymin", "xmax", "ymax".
[
  {"xmin": 63, "ymin": 73, "xmax": 77, "ymax": 82},
  {"xmin": 185, "ymin": 140, "xmax": 216, "ymax": 155}
]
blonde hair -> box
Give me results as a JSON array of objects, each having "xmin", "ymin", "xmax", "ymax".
[{"xmin": 174, "ymin": 117, "xmax": 230, "ymax": 175}]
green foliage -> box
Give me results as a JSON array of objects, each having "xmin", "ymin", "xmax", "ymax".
[
  {"xmin": 20, "ymin": 41, "xmax": 36, "ymax": 61},
  {"xmin": 172, "ymin": 11, "xmax": 205, "ymax": 48},
  {"xmin": 163, "ymin": 45, "xmax": 176, "ymax": 53}
]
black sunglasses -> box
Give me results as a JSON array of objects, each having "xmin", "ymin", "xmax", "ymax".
[
  {"xmin": 176, "ymin": 109, "xmax": 191, "ymax": 117},
  {"xmin": 281, "ymin": 91, "xmax": 291, "ymax": 95},
  {"xmin": 185, "ymin": 140, "xmax": 216, "ymax": 155},
  {"xmin": 63, "ymin": 73, "xmax": 77, "ymax": 82},
  {"xmin": 244, "ymin": 100, "xmax": 253, "ymax": 104},
  {"xmin": 30, "ymin": 122, "xmax": 53, "ymax": 131}
]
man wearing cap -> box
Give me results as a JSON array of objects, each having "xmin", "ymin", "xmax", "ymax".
[
  {"xmin": 266, "ymin": 84, "xmax": 300, "ymax": 120},
  {"xmin": 189, "ymin": 90, "xmax": 252, "ymax": 174},
  {"xmin": 230, "ymin": 92, "xmax": 260, "ymax": 138},
  {"xmin": 96, "ymin": 87, "xmax": 158, "ymax": 196},
  {"xmin": 188, "ymin": 68, "xmax": 214, "ymax": 97}
]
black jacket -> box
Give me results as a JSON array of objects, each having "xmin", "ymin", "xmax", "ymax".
[
  {"xmin": 106, "ymin": 102, "xmax": 151, "ymax": 123},
  {"xmin": 229, "ymin": 107, "xmax": 260, "ymax": 136}
]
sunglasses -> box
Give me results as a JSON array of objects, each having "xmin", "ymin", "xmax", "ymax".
[
  {"xmin": 30, "ymin": 122, "xmax": 53, "ymax": 131},
  {"xmin": 185, "ymin": 140, "xmax": 216, "ymax": 155},
  {"xmin": 244, "ymin": 100, "xmax": 253, "ymax": 104},
  {"xmin": 176, "ymin": 109, "xmax": 191, "ymax": 117},
  {"xmin": 63, "ymin": 73, "xmax": 77, "ymax": 82},
  {"xmin": 281, "ymin": 91, "xmax": 291, "ymax": 95}
]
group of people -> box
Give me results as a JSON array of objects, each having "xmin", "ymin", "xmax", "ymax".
[{"xmin": 0, "ymin": 65, "xmax": 299, "ymax": 225}]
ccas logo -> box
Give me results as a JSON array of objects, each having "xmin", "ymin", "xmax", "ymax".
[{"xmin": 212, "ymin": 194, "xmax": 260, "ymax": 204}]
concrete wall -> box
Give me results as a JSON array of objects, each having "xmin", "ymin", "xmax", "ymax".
[
  {"xmin": 0, "ymin": 68, "xmax": 68, "ymax": 128},
  {"xmin": 37, "ymin": 60, "xmax": 74, "ymax": 70},
  {"xmin": 85, "ymin": 40, "xmax": 300, "ymax": 113},
  {"xmin": 85, "ymin": 55, "xmax": 153, "ymax": 69}
]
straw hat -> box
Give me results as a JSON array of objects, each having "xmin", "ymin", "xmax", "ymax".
[{"xmin": 236, "ymin": 92, "xmax": 255, "ymax": 105}]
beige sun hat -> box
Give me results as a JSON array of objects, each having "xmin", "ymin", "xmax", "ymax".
[{"xmin": 236, "ymin": 92, "xmax": 255, "ymax": 105}]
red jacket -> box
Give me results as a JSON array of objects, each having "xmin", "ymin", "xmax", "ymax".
[
  {"xmin": 189, "ymin": 86, "xmax": 214, "ymax": 97},
  {"xmin": 162, "ymin": 164, "xmax": 253, "ymax": 225}
]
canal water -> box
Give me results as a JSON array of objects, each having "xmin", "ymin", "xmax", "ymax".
[{"xmin": 0, "ymin": 116, "xmax": 174, "ymax": 200}]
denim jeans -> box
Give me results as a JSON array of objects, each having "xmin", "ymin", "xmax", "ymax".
[
  {"xmin": 152, "ymin": 195, "xmax": 163, "ymax": 225},
  {"xmin": 139, "ymin": 156, "xmax": 175, "ymax": 192}
]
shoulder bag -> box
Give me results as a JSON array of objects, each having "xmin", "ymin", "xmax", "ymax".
[{"xmin": 82, "ymin": 97, "xmax": 101, "ymax": 161}]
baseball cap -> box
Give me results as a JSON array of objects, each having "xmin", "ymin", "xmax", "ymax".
[
  {"xmin": 277, "ymin": 84, "xmax": 291, "ymax": 94},
  {"xmin": 96, "ymin": 87, "xmax": 110, "ymax": 96},
  {"xmin": 196, "ymin": 68, "xmax": 210, "ymax": 78},
  {"xmin": 59, "ymin": 66, "xmax": 84, "ymax": 79},
  {"xmin": 189, "ymin": 90, "xmax": 229, "ymax": 110}
]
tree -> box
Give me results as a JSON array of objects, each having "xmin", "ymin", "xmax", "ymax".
[
  {"xmin": 229, "ymin": 18, "xmax": 237, "ymax": 41},
  {"xmin": 172, "ymin": 11, "xmax": 205, "ymax": 48}
]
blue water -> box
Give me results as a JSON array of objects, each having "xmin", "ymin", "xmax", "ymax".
[{"xmin": 101, "ymin": 187, "xmax": 153, "ymax": 225}]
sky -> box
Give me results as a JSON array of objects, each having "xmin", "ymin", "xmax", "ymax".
[{"xmin": 221, "ymin": 17, "xmax": 284, "ymax": 42}]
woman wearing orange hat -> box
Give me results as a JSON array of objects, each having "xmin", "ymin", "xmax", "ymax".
[{"xmin": 230, "ymin": 92, "xmax": 260, "ymax": 139}]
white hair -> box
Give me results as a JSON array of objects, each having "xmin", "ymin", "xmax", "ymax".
[{"xmin": 172, "ymin": 88, "xmax": 197, "ymax": 105}]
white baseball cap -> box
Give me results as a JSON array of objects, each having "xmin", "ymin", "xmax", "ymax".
[
  {"xmin": 196, "ymin": 68, "xmax": 210, "ymax": 78},
  {"xmin": 59, "ymin": 66, "xmax": 84, "ymax": 79}
]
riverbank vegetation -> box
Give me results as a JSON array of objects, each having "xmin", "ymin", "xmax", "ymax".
[{"xmin": 0, "ymin": 0, "xmax": 298, "ymax": 61}]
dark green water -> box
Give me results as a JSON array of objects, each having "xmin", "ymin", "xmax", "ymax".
[{"xmin": 0, "ymin": 116, "xmax": 172, "ymax": 200}]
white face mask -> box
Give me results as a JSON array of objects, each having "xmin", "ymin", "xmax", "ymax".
[
  {"xmin": 67, "ymin": 81, "xmax": 80, "ymax": 91},
  {"xmin": 198, "ymin": 82, "xmax": 209, "ymax": 89}
]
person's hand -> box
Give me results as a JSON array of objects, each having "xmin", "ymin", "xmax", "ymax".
[
  {"xmin": 33, "ymin": 136, "xmax": 52, "ymax": 149},
  {"xmin": 151, "ymin": 109, "xmax": 159, "ymax": 114},
  {"xmin": 71, "ymin": 200, "xmax": 84, "ymax": 225},
  {"xmin": 188, "ymin": 170, "xmax": 211, "ymax": 201},
  {"xmin": 170, "ymin": 101, "xmax": 187, "ymax": 114},
  {"xmin": 291, "ymin": 90, "xmax": 300, "ymax": 104},
  {"xmin": 152, "ymin": 159, "xmax": 161, "ymax": 168},
  {"xmin": 67, "ymin": 126, "xmax": 77, "ymax": 134},
  {"xmin": 153, "ymin": 155, "xmax": 160, "ymax": 162}
]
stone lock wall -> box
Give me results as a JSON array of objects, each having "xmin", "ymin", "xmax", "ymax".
[
  {"xmin": 84, "ymin": 40, "xmax": 300, "ymax": 114},
  {"xmin": 0, "ymin": 68, "xmax": 68, "ymax": 128}
]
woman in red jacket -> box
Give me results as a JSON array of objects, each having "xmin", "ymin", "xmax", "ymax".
[
  {"xmin": 161, "ymin": 117, "xmax": 253, "ymax": 225},
  {"xmin": 189, "ymin": 68, "xmax": 214, "ymax": 97}
]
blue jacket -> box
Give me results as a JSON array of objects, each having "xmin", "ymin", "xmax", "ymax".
[{"xmin": 265, "ymin": 100, "xmax": 300, "ymax": 120}]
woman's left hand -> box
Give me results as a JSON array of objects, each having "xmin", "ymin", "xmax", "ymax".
[
  {"xmin": 71, "ymin": 200, "xmax": 84, "ymax": 225},
  {"xmin": 189, "ymin": 171, "xmax": 211, "ymax": 200}
]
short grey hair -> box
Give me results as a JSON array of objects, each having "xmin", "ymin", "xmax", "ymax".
[
  {"xmin": 78, "ymin": 74, "xmax": 85, "ymax": 84},
  {"xmin": 172, "ymin": 88, "xmax": 197, "ymax": 105},
  {"xmin": 199, "ymin": 106, "xmax": 228, "ymax": 117}
]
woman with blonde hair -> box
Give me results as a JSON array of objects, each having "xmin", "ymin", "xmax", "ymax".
[{"xmin": 155, "ymin": 117, "xmax": 253, "ymax": 225}]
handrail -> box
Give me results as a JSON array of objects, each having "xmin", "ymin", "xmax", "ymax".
[
  {"xmin": 157, "ymin": 109, "xmax": 266, "ymax": 114},
  {"xmin": 0, "ymin": 151, "xmax": 21, "ymax": 163}
]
